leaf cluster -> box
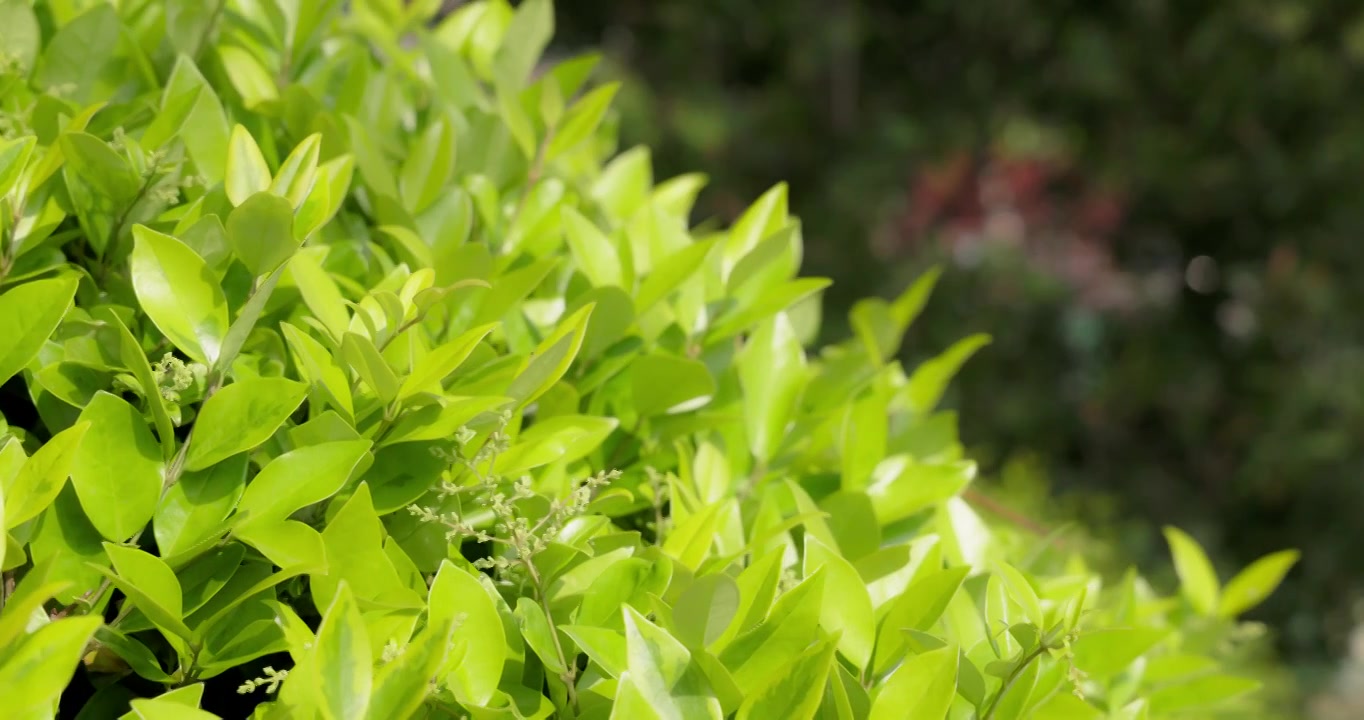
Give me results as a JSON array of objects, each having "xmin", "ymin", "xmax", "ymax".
[{"xmin": 0, "ymin": 1, "xmax": 1296, "ymax": 718}]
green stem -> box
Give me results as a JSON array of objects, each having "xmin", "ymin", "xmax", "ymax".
[
  {"xmin": 526, "ymin": 557, "xmax": 578, "ymax": 714},
  {"xmin": 979, "ymin": 644, "xmax": 1048, "ymax": 720}
]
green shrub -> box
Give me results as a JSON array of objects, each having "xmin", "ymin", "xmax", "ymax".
[{"xmin": 0, "ymin": 1, "xmax": 1298, "ymax": 718}]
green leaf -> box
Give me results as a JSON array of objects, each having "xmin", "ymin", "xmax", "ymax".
[
  {"xmin": 492, "ymin": 0, "xmax": 553, "ymax": 91},
  {"xmin": 164, "ymin": 56, "xmax": 231, "ymax": 184},
  {"xmin": 398, "ymin": 322, "xmax": 497, "ymax": 400},
  {"xmin": 1162, "ymin": 526, "xmax": 1221, "ymax": 616},
  {"xmin": 60, "ymin": 133, "xmax": 141, "ymax": 206},
  {"xmin": 399, "ymin": 118, "xmax": 455, "ymax": 214},
  {"xmin": 313, "ymin": 484, "xmax": 421, "ymax": 610},
  {"xmin": 70, "ymin": 392, "xmax": 164, "ymax": 541},
  {"xmin": 227, "ymin": 192, "xmax": 298, "ymax": 276},
  {"xmin": 515, "ymin": 596, "xmax": 567, "ymax": 675},
  {"xmin": 803, "ymin": 534, "xmax": 875, "ymax": 669},
  {"xmin": 341, "ymin": 332, "xmax": 401, "ymax": 404},
  {"xmin": 130, "ymin": 225, "xmax": 230, "ymax": 366},
  {"xmin": 185, "ymin": 378, "xmax": 309, "ymax": 472},
  {"xmin": 381, "ymin": 395, "xmax": 512, "ymax": 446},
  {"xmin": 369, "ymin": 613, "xmax": 455, "ymax": 719},
  {"xmin": 562, "ymin": 624, "xmax": 627, "ymax": 677},
  {"xmin": 428, "ymin": 560, "xmax": 505, "ymax": 706},
  {"xmin": 870, "ymin": 644, "xmax": 958, "ymax": 720},
  {"xmin": 4, "ymin": 422, "xmax": 89, "ymax": 531},
  {"xmin": 0, "ymin": 616, "xmax": 102, "ymax": 715},
  {"xmin": 562, "ymin": 206, "xmax": 623, "ymax": 288},
  {"xmin": 288, "ymin": 251, "xmax": 350, "ymax": 341},
  {"xmin": 720, "ymin": 570, "xmax": 825, "ymax": 688},
  {"xmin": 219, "ymin": 46, "xmax": 278, "ymax": 109},
  {"xmin": 225, "ymin": 125, "xmax": 273, "ymax": 206},
  {"xmin": 1071, "ymin": 628, "xmax": 1170, "ymax": 681},
  {"xmin": 1218, "ymin": 549, "xmax": 1299, "ymax": 618},
  {"xmin": 1148, "ymin": 674, "xmax": 1261, "ymax": 714},
  {"xmin": 281, "ymin": 322, "xmax": 354, "ymax": 422},
  {"xmin": 902, "ymin": 334, "xmax": 991, "ymax": 415},
  {"xmin": 154, "ymin": 456, "xmax": 245, "ymax": 561},
  {"xmin": 722, "ymin": 183, "xmax": 787, "ymax": 275},
  {"xmin": 547, "ymin": 83, "xmax": 620, "ymax": 160},
  {"xmin": 507, "ymin": 302, "xmax": 595, "ymax": 407},
  {"xmin": 98, "ymin": 543, "xmax": 194, "ymax": 642},
  {"xmin": 737, "ymin": 312, "xmax": 806, "ymax": 462},
  {"xmin": 311, "ymin": 583, "xmax": 372, "ymax": 720},
  {"xmin": 736, "ymin": 634, "xmax": 836, "ymax": 720},
  {"xmin": 94, "ymin": 625, "xmax": 173, "ymax": 683},
  {"xmin": 129, "ymin": 697, "xmax": 219, "ymax": 720},
  {"xmin": 0, "ymin": 1, "xmax": 39, "ymax": 76},
  {"xmin": 872, "ymin": 567, "xmax": 969, "ymax": 676},
  {"xmin": 630, "ymin": 354, "xmax": 716, "ymax": 417},
  {"xmin": 0, "ymin": 275, "xmax": 79, "ymax": 388},
  {"xmin": 994, "ymin": 563, "xmax": 1045, "ymax": 630},
  {"xmin": 235, "ymin": 519, "xmax": 327, "ymax": 570},
  {"xmin": 216, "ymin": 265, "xmax": 286, "ymax": 375},
  {"xmin": 34, "ymin": 4, "xmax": 118, "ymax": 102},
  {"xmin": 233, "ymin": 440, "xmax": 370, "ymax": 531},
  {"xmin": 622, "ymin": 605, "xmax": 692, "ymax": 707},
  {"xmin": 673, "ymin": 572, "xmax": 740, "ymax": 650},
  {"xmin": 270, "ymin": 133, "xmax": 323, "ymax": 209}
]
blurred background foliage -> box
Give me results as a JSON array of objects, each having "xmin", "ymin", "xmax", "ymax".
[{"xmin": 539, "ymin": 0, "xmax": 1364, "ymax": 703}]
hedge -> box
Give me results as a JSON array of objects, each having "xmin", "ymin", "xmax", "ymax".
[{"xmin": 0, "ymin": 1, "xmax": 1295, "ymax": 718}]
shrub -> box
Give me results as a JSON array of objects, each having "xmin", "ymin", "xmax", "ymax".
[{"xmin": 0, "ymin": 1, "xmax": 1298, "ymax": 718}]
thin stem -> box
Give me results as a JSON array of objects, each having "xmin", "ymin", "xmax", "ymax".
[
  {"xmin": 525, "ymin": 558, "xmax": 578, "ymax": 713},
  {"xmin": 979, "ymin": 644, "xmax": 1048, "ymax": 720}
]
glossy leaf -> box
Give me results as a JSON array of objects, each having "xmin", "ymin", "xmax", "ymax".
[
  {"xmin": 0, "ymin": 274, "xmax": 79, "ymax": 388},
  {"xmin": 130, "ymin": 226, "xmax": 230, "ymax": 366},
  {"xmin": 70, "ymin": 392, "xmax": 164, "ymax": 541},
  {"xmin": 185, "ymin": 378, "xmax": 308, "ymax": 472},
  {"xmin": 1163, "ymin": 526, "xmax": 1221, "ymax": 616}
]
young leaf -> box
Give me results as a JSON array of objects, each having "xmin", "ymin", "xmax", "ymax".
[
  {"xmin": 185, "ymin": 378, "xmax": 309, "ymax": 472},
  {"xmin": 0, "ymin": 274, "xmax": 80, "ymax": 388},
  {"xmin": 803, "ymin": 534, "xmax": 875, "ymax": 670},
  {"xmin": 548, "ymin": 83, "xmax": 620, "ymax": 160},
  {"xmin": 428, "ymin": 560, "xmax": 505, "ymax": 706},
  {"xmin": 515, "ymin": 597, "xmax": 567, "ymax": 675},
  {"xmin": 164, "ymin": 56, "xmax": 231, "ymax": 184},
  {"xmin": 311, "ymin": 583, "xmax": 372, "ymax": 720},
  {"xmin": 507, "ymin": 302, "xmax": 595, "ymax": 407},
  {"xmin": 492, "ymin": 0, "xmax": 553, "ymax": 92},
  {"xmin": 98, "ymin": 543, "xmax": 194, "ymax": 642},
  {"xmin": 673, "ymin": 572, "xmax": 741, "ymax": 650},
  {"xmin": 736, "ymin": 634, "xmax": 836, "ymax": 720},
  {"xmin": 368, "ymin": 614, "xmax": 455, "ymax": 719},
  {"xmin": 737, "ymin": 312, "xmax": 807, "ymax": 463},
  {"xmin": 397, "ymin": 322, "xmax": 497, "ymax": 400},
  {"xmin": 225, "ymin": 124, "xmax": 272, "ymax": 206},
  {"xmin": 227, "ymin": 192, "xmax": 298, "ymax": 276},
  {"xmin": 561, "ymin": 206, "xmax": 623, "ymax": 288},
  {"xmin": 281, "ymin": 323, "xmax": 355, "ymax": 422},
  {"xmin": 270, "ymin": 133, "xmax": 323, "ymax": 208},
  {"xmin": 130, "ymin": 225, "xmax": 230, "ymax": 366},
  {"xmin": 232, "ymin": 440, "xmax": 371, "ymax": 530},
  {"xmin": 399, "ymin": 118, "xmax": 456, "ymax": 214},
  {"xmin": 1071, "ymin": 628, "xmax": 1170, "ymax": 681},
  {"xmin": 4, "ymin": 422, "xmax": 89, "ymax": 531},
  {"xmin": 0, "ymin": 616, "xmax": 103, "ymax": 715},
  {"xmin": 1162, "ymin": 526, "xmax": 1221, "ymax": 616},
  {"xmin": 869, "ymin": 644, "xmax": 958, "ymax": 720},
  {"xmin": 60, "ymin": 132, "xmax": 141, "ymax": 206},
  {"xmin": 70, "ymin": 392, "xmax": 164, "ymax": 541},
  {"xmin": 1218, "ymin": 549, "xmax": 1300, "ymax": 618}
]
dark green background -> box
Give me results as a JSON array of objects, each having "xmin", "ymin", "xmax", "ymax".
[{"xmin": 550, "ymin": 0, "xmax": 1364, "ymax": 680}]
